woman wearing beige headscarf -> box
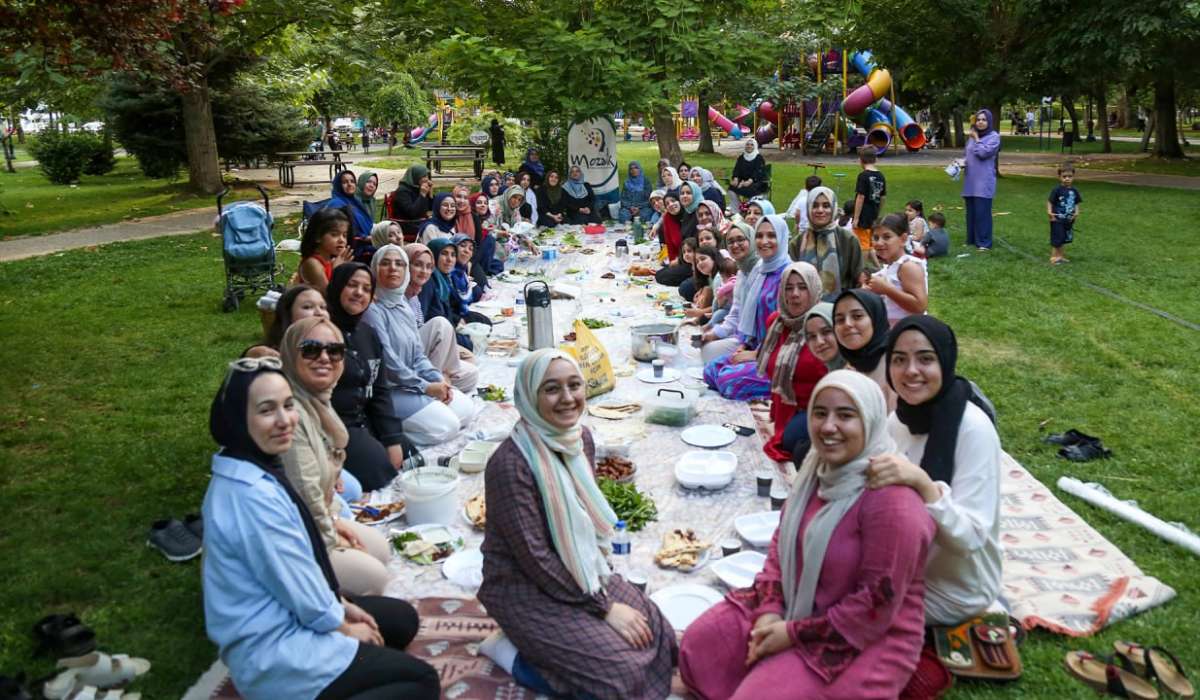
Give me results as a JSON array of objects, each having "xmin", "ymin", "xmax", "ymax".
[
  {"xmin": 280, "ymin": 317, "xmax": 391, "ymax": 596},
  {"xmin": 680, "ymin": 371, "xmax": 934, "ymax": 698},
  {"xmin": 755, "ymin": 261, "xmax": 828, "ymax": 463}
]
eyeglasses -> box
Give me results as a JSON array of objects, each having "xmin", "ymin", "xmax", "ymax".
[
  {"xmin": 726, "ymin": 237, "xmax": 749, "ymax": 245},
  {"xmin": 228, "ymin": 356, "xmax": 282, "ymax": 372},
  {"xmin": 298, "ymin": 340, "xmax": 346, "ymax": 362}
]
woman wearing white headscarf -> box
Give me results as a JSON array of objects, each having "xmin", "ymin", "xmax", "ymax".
[
  {"xmin": 360, "ymin": 244, "xmax": 476, "ymax": 445},
  {"xmin": 477, "ymin": 350, "xmax": 677, "ymax": 700},
  {"xmin": 703, "ymin": 214, "xmax": 793, "ymax": 401},
  {"xmin": 680, "ymin": 371, "xmax": 935, "ymax": 699},
  {"xmin": 790, "ymin": 186, "xmax": 864, "ymax": 300},
  {"xmin": 729, "ymin": 139, "xmax": 769, "ymax": 206},
  {"xmin": 699, "ymin": 221, "xmax": 758, "ymax": 363}
]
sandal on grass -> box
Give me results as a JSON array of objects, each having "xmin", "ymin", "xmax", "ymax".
[
  {"xmin": 55, "ymin": 654, "xmax": 150, "ymax": 689},
  {"xmin": 32, "ymin": 615, "xmax": 95, "ymax": 659},
  {"xmin": 1114, "ymin": 642, "xmax": 1195, "ymax": 699},
  {"xmin": 1064, "ymin": 650, "xmax": 1159, "ymax": 699},
  {"xmin": 41, "ymin": 671, "xmax": 141, "ymax": 700}
]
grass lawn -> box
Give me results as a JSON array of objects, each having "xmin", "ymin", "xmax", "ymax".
[
  {"xmin": 2, "ymin": 154, "xmax": 1199, "ymax": 698},
  {"xmin": 0, "ymin": 158, "xmax": 270, "ymax": 239}
]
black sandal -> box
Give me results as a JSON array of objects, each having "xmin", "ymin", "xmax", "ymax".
[
  {"xmin": 1043, "ymin": 428, "xmax": 1101, "ymax": 446},
  {"xmin": 1059, "ymin": 441, "xmax": 1113, "ymax": 462},
  {"xmin": 0, "ymin": 674, "xmax": 33, "ymax": 700},
  {"xmin": 32, "ymin": 614, "xmax": 96, "ymax": 658}
]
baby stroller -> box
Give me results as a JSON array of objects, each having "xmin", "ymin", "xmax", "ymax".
[{"xmin": 217, "ymin": 184, "xmax": 282, "ymax": 312}]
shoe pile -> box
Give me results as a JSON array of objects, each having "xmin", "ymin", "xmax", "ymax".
[
  {"xmin": 1044, "ymin": 429, "xmax": 1112, "ymax": 462},
  {"xmin": 16, "ymin": 614, "xmax": 153, "ymax": 699},
  {"xmin": 147, "ymin": 514, "xmax": 203, "ymax": 562}
]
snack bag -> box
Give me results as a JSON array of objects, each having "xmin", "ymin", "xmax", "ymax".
[{"xmin": 562, "ymin": 319, "xmax": 614, "ymax": 397}]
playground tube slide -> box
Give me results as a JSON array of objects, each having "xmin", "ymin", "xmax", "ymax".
[
  {"xmin": 409, "ymin": 112, "xmax": 439, "ymax": 143},
  {"xmin": 757, "ymin": 101, "xmax": 780, "ymax": 124},
  {"xmin": 863, "ymin": 107, "xmax": 893, "ymax": 153},
  {"xmin": 842, "ymin": 65, "xmax": 892, "ymax": 117},
  {"xmin": 706, "ymin": 107, "xmax": 744, "ymax": 139},
  {"xmin": 877, "ymin": 99, "xmax": 927, "ymax": 150}
]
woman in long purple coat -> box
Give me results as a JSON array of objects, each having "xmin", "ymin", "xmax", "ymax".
[
  {"xmin": 478, "ymin": 350, "xmax": 677, "ymax": 700},
  {"xmin": 961, "ymin": 109, "xmax": 1001, "ymax": 250}
]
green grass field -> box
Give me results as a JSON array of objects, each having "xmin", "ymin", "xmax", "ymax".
[
  {"xmin": 0, "ymin": 158, "xmax": 267, "ymax": 238},
  {"xmin": 1, "ymin": 145, "xmax": 1198, "ymax": 698}
]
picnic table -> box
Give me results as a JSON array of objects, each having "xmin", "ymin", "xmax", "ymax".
[
  {"xmin": 421, "ymin": 144, "xmax": 485, "ymax": 180},
  {"xmin": 275, "ymin": 150, "xmax": 352, "ymax": 188}
]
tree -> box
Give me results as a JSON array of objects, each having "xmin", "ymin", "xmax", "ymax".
[
  {"xmin": 408, "ymin": 0, "xmax": 778, "ymax": 164},
  {"xmin": 1, "ymin": 0, "xmax": 360, "ymax": 193},
  {"xmin": 369, "ymin": 77, "xmax": 434, "ymax": 131}
]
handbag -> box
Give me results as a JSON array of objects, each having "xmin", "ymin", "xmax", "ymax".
[{"xmin": 930, "ymin": 612, "xmax": 1022, "ymax": 682}]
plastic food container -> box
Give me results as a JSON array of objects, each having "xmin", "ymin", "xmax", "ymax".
[
  {"xmin": 674, "ymin": 450, "xmax": 738, "ymax": 490},
  {"xmin": 399, "ymin": 467, "xmax": 460, "ymax": 525},
  {"xmin": 644, "ymin": 388, "xmax": 698, "ymax": 427},
  {"xmin": 457, "ymin": 441, "xmax": 499, "ymax": 474}
]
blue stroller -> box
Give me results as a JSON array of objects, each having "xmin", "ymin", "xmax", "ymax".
[{"xmin": 217, "ymin": 185, "xmax": 282, "ymax": 312}]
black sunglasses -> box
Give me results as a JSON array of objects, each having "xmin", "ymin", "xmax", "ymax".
[{"xmin": 298, "ymin": 339, "xmax": 346, "ymax": 361}]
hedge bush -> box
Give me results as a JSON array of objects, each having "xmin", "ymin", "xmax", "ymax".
[
  {"xmin": 28, "ymin": 132, "xmax": 115, "ymax": 184},
  {"xmin": 447, "ymin": 110, "xmax": 532, "ymax": 165}
]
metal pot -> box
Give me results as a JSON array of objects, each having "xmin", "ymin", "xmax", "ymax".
[{"xmin": 630, "ymin": 323, "xmax": 678, "ymax": 362}]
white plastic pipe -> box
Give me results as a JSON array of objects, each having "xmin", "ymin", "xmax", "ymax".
[{"xmin": 1057, "ymin": 477, "xmax": 1200, "ymax": 557}]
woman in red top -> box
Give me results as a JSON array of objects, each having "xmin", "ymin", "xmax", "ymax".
[{"xmin": 757, "ymin": 261, "xmax": 827, "ymax": 462}]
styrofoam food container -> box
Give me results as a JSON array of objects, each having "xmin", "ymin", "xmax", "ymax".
[
  {"xmin": 711, "ymin": 550, "xmax": 767, "ymax": 589},
  {"xmin": 400, "ymin": 467, "xmax": 460, "ymax": 525},
  {"xmin": 734, "ymin": 510, "xmax": 781, "ymax": 548},
  {"xmin": 674, "ymin": 450, "xmax": 738, "ymax": 490},
  {"xmin": 458, "ymin": 440, "xmax": 499, "ymax": 474}
]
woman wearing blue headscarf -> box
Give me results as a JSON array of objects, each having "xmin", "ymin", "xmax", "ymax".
[
  {"xmin": 562, "ymin": 165, "xmax": 601, "ymax": 224},
  {"xmin": 518, "ymin": 148, "xmax": 546, "ymax": 187},
  {"xmin": 618, "ymin": 161, "xmax": 651, "ymax": 224},
  {"xmin": 329, "ymin": 170, "xmax": 376, "ymax": 261}
]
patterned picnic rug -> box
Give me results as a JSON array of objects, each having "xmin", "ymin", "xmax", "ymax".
[{"xmin": 197, "ymin": 597, "xmax": 544, "ymax": 700}]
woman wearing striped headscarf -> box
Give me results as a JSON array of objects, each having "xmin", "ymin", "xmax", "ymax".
[{"xmin": 477, "ymin": 350, "xmax": 677, "ymax": 700}]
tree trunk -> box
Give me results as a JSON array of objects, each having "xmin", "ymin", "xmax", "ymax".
[
  {"xmin": 179, "ymin": 77, "xmax": 223, "ymax": 194},
  {"xmin": 1097, "ymin": 86, "xmax": 1111, "ymax": 154},
  {"xmin": 652, "ymin": 107, "xmax": 683, "ymax": 165},
  {"xmin": 1062, "ymin": 98, "xmax": 1080, "ymax": 141},
  {"xmin": 2, "ymin": 132, "xmax": 14, "ymax": 173},
  {"xmin": 697, "ymin": 93, "xmax": 714, "ymax": 154},
  {"xmin": 952, "ymin": 109, "xmax": 965, "ymax": 149},
  {"xmin": 1152, "ymin": 74, "xmax": 1183, "ymax": 158},
  {"xmin": 1118, "ymin": 85, "xmax": 1134, "ymax": 129},
  {"xmin": 1140, "ymin": 111, "xmax": 1155, "ymax": 152}
]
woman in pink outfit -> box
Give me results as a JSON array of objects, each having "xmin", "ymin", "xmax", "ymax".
[{"xmin": 679, "ymin": 370, "xmax": 934, "ymax": 700}]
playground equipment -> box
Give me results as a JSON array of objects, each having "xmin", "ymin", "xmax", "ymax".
[
  {"xmin": 840, "ymin": 51, "xmax": 926, "ymax": 151},
  {"xmin": 409, "ymin": 112, "xmax": 439, "ymax": 144}
]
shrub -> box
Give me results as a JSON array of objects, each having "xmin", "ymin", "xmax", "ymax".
[
  {"xmin": 28, "ymin": 132, "xmax": 115, "ymax": 184},
  {"xmin": 447, "ymin": 110, "xmax": 533, "ymax": 165}
]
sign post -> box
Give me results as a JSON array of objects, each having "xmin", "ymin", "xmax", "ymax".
[{"xmin": 568, "ymin": 117, "xmax": 619, "ymax": 213}]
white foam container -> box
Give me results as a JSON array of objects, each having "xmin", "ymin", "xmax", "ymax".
[
  {"xmin": 400, "ymin": 467, "xmax": 460, "ymax": 525},
  {"xmin": 674, "ymin": 450, "xmax": 738, "ymax": 490}
]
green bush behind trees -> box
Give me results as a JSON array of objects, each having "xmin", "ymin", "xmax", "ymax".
[{"xmin": 447, "ymin": 110, "xmax": 533, "ymax": 166}]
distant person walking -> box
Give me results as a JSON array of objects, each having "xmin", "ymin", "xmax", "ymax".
[
  {"xmin": 489, "ymin": 119, "xmax": 506, "ymax": 166},
  {"xmin": 962, "ymin": 109, "xmax": 1001, "ymax": 251}
]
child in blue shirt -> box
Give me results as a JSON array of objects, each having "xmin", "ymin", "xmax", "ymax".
[{"xmin": 1047, "ymin": 164, "xmax": 1082, "ymax": 265}]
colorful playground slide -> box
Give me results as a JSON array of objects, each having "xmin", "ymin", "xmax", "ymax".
[
  {"xmin": 409, "ymin": 112, "xmax": 439, "ymax": 144},
  {"xmin": 841, "ymin": 51, "xmax": 925, "ymax": 151},
  {"xmin": 706, "ymin": 106, "xmax": 744, "ymax": 139}
]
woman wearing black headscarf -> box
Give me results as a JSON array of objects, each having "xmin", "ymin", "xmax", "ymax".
[
  {"xmin": 202, "ymin": 360, "xmax": 438, "ymax": 700},
  {"xmin": 389, "ymin": 165, "xmax": 433, "ymax": 240},
  {"xmin": 489, "ymin": 118, "xmax": 506, "ymax": 166},
  {"xmin": 832, "ymin": 289, "xmax": 893, "ymax": 410},
  {"xmin": 326, "ymin": 264, "xmax": 416, "ymax": 491},
  {"xmin": 868, "ymin": 315, "xmax": 1001, "ymax": 626}
]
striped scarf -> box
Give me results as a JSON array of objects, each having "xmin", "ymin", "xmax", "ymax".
[{"xmin": 511, "ymin": 350, "xmax": 617, "ymax": 595}]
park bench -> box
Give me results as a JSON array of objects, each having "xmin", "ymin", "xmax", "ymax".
[
  {"xmin": 421, "ymin": 144, "xmax": 485, "ymax": 180},
  {"xmin": 275, "ymin": 150, "xmax": 351, "ymax": 188}
]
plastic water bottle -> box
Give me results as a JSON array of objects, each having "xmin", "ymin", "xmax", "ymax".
[{"xmin": 611, "ymin": 520, "xmax": 631, "ymax": 575}]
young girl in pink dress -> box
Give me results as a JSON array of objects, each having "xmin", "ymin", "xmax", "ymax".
[{"xmin": 679, "ymin": 370, "xmax": 935, "ymax": 699}]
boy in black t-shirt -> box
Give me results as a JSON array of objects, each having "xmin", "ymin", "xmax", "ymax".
[
  {"xmin": 1047, "ymin": 163, "xmax": 1082, "ymax": 265},
  {"xmin": 853, "ymin": 151, "xmax": 886, "ymax": 252}
]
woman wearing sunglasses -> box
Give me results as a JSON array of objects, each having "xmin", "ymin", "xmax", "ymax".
[
  {"xmin": 202, "ymin": 357, "xmax": 439, "ymax": 700},
  {"xmin": 278, "ymin": 317, "xmax": 391, "ymax": 597}
]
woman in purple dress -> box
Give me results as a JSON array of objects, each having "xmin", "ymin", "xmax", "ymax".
[
  {"xmin": 679, "ymin": 370, "xmax": 935, "ymax": 699},
  {"xmin": 703, "ymin": 214, "xmax": 793, "ymax": 400},
  {"xmin": 477, "ymin": 350, "xmax": 677, "ymax": 700},
  {"xmin": 961, "ymin": 109, "xmax": 1001, "ymax": 250}
]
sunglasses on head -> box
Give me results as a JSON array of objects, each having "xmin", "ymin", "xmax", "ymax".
[{"xmin": 298, "ymin": 339, "xmax": 346, "ymax": 361}]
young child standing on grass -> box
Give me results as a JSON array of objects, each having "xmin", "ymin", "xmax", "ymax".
[
  {"xmin": 1048, "ymin": 164, "xmax": 1082, "ymax": 264},
  {"xmin": 853, "ymin": 150, "xmax": 887, "ymax": 251},
  {"xmin": 867, "ymin": 213, "xmax": 928, "ymax": 326}
]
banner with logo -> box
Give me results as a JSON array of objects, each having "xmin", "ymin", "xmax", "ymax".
[{"xmin": 567, "ymin": 117, "xmax": 619, "ymax": 207}]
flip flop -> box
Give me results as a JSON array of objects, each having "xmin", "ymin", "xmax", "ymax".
[
  {"xmin": 1064, "ymin": 650, "xmax": 1159, "ymax": 699},
  {"xmin": 1114, "ymin": 642, "xmax": 1195, "ymax": 699},
  {"xmin": 55, "ymin": 653, "xmax": 150, "ymax": 689},
  {"xmin": 32, "ymin": 614, "xmax": 95, "ymax": 659}
]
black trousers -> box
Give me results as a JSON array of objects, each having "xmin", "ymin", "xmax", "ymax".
[{"xmin": 317, "ymin": 596, "xmax": 440, "ymax": 700}]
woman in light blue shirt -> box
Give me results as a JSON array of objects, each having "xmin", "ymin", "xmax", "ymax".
[{"xmin": 202, "ymin": 359, "xmax": 439, "ymax": 700}]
